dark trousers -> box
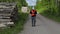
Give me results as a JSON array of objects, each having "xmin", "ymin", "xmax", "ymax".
[{"xmin": 31, "ymin": 16, "xmax": 36, "ymax": 26}]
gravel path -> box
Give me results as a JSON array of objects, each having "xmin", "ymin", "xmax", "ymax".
[{"xmin": 19, "ymin": 14, "xmax": 60, "ymax": 34}]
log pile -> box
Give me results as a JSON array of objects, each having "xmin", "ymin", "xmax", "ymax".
[{"xmin": 0, "ymin": 2, "xmax": 18, "ymax": 28}]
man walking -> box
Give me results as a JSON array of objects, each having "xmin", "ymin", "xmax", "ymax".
[{"xmin": 30, "ymin": 9, "xmax": 37, "ymax": 27}]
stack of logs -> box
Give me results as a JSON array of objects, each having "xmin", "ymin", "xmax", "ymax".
[{"xmin": 0, "ymin": 2, "xmax": 18, "ymax": 28}]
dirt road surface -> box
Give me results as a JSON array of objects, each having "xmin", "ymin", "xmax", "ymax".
[{"xmin": 19, "ymin": 14, "xmax": 60, "ymax": 34}]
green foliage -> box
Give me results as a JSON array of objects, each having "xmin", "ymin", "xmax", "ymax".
[
  {"xmin": 36, "ymin": 0, "xmax": 59, "ymax": 16},
  {"xmin": 0, "ymin": 12, "xmax": 28, "ymax": 34},
  {"xmin": 0, "ymin": 0, "xmax": 28, "ymax": 34},
  {"xmin": 38, "ymin": 0, "xmax": 60, "ymax": 23},
  {"xmin": 0, "ymin": 0, "xmax": 27, "ymax": 9}
]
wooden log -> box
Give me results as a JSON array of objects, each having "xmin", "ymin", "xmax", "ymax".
[
  {"xmin": 0, "ymin": 19, "xmax": 12, "ymax": 22},
  {"xmin": 0, "ymin": 2, "xmax": 18, "ymax": 28},
  {"xmin": 0, "ymin": 24, "xmax": 6, "ymax": 28},
  {"xmin": 0, "ymin": 14, "xmax": 11, "ymax": 16},
  {"xmin": 0, "ymin": 16, "xmax": 10, "ymax": 19}
]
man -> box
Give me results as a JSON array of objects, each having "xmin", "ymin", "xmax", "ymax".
[{"xmin": 30, "ymin": 9, "xmax": 37, "ymax": 27}]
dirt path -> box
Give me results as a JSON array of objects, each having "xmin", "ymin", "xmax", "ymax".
[{"xmin": 19, "ymin": 14, "xmax": 60, "ymax": 34}]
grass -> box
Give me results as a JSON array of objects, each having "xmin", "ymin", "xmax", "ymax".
[
  {"xmin": 36, "ymin": 3, "xmax": 60, "ymax": 23},
  {"xmin": 40, "ymin": 12, "xmax": 60, "ymax": 23},
  {"xmin": 36, "ymin": 7, "xmax": 48, "ymax": 13},
  {"xmin": 0, "ymin": 12, "xmax": 28, "ymax": 34},
  {"xmin": 36, "ymin": 5, "xmax": 60, "ymax": 23},
  {"xmin": 0, "ymin": 0, "xmax": 28, "ymax": 34},
  {"xmin": 35, "ymin": 0, "xmax": 60, "ymax": 24}
]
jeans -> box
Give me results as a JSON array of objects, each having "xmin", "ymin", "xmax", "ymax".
[{"xmin": 31, "ymin": 16, "xmax": 36, "ymax": 26}]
